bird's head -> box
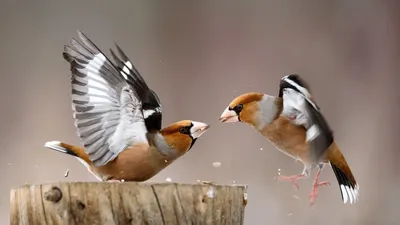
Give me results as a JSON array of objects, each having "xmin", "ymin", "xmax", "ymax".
[
  {"xmin": 160, "ymin": 120, "xmax": 210, "ymax": 155},
  {"xmin": 219, "ymin": 92, "xmax": 281, "ymax": 129}
]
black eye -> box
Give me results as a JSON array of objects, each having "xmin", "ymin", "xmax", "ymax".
[
  {"xmin": 234, "ymin": 104, "xmax": 243, "ymax": 111},
  {"xmin": 179, "ymin": 127, "xmax": 190, "ymax": 134}
]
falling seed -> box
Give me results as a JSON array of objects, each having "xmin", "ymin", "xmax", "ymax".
[
  {"xmin": 292, "ymin": 194, "xmax": 301, "ymax": 200},
  {"xmin": 232, "ymin": 180, "xmax": 236, "ymax": 184},
  {"xmin": 287, "ymin": 213, "xmax": 293, "ymax": 216},
  {"xmin": 64, "ymin": 169, "xmax": 69, "ymax": 177},
  {"xmin": 278, "ymin": 168, "xmax": 281, "ymax": 175},
  {"xmin": 212, "ymin": 162, "xmax": 221, "ymax": 168},
  {"xmin": 165, "ymin": 177, "xmax": 172, "ymax": 182},
  {"xmin": 164, "ymin": 160, "xmax": 168, "ymax": 163},
  {"xmin": 260, "ymin": 148, "xmax": 263, "ymax": 151},
  {"xmin": 121, "ymin": 179, "xmax": 125, "ymax": 182}
]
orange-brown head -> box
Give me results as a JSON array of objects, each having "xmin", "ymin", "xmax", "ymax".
[
  {"xmin": 159, "ymin": 120, "xmax": 210, "ymax": 155},
  {"xmin": 219, "ymin": 92, "xmax": 282, "ymax": 129}
]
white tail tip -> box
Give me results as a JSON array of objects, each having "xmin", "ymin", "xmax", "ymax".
[
  {"xmin": 44, "ymin": 140, "xmax": 61, "ymax": 148},
  {"xmin": 44, "ymin": 141, "xmax": 67, "ymax": 153},
  {"xmin": 340, "ymin": 184, "xmax": 360, "ymax": 204}
]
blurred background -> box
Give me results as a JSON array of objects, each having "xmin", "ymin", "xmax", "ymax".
[{"xmin": 1, "ymin": 0, "xmax": 400, "ymax": 224}]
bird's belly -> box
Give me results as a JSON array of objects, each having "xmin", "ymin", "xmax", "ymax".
[
  {"xmin": 94, "ymin": 148, "xmax": 169, "ymax": 182},
  {"xmin": 268, "ymin": 139, "xmax": 304, "ymax": 162},
  {"xmin": 260, "ymin": 119, "xmax": 311, "ymax": 164}
]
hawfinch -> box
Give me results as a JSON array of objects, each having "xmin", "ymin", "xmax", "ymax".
[
  {"xmin": 219, "ymin": 74, "xmax": 359, "ymax": 205},
  {"xmin": 44, "ymin": 31, "xmax": 210, "ymax": 182}
]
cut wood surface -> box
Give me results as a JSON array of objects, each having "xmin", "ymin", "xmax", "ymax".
[{"xmin": 10, "ymin": 182, "xmax": 247, "ymax": 225}]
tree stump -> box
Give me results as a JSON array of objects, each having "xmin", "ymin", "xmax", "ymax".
[{"xmin": 10, "ymin": 182, "xmax": 247, "ymax": 225}]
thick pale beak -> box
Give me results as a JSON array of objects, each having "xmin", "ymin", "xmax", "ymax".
[
  {"xmin": 190, "ymin": 121, "xmax": 211, "ymax": 139},
  {"xmin": 219, "ymin": 107, "xmax": 239, "ymax": 123}
]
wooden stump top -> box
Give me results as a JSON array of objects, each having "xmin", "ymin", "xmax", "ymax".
[{"xmin": 10, "ymin": 182, "xmax": 247, "ymax": 225}]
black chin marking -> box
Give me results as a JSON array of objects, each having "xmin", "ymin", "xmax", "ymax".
[{"xmin": 187, "ymin": 138, "xmax": 197, "ymax": 151}]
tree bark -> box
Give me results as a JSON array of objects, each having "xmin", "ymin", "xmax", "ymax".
[{"xmin": 10, "ymin": 182, "xmax": 247, "ymax": 225}]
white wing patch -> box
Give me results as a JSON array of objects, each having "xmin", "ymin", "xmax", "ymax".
[
  {"xmin": 120, "ymin": 60, "xmax": 132, "ymax": 80},
  {"xmin": 76, "ymin": 53, "xmax": 113, "ymax": 103},
  {"xmin": 108, "ymin": 90, "xmax": 148, "ymax": 153},
  {"xmin": 306, "ymin": 124, "xmax": 320, "ymax": 142},
  {"xmin": 282, "ymin": 89, "xmax": 318, "ymax": 130}
]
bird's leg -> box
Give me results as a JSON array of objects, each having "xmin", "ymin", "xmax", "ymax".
[
  {"xmin": 275, "ymin": 166, "xmax": 310, "ymax": 190},
  {"xmin": 309, "ymin": 165, "xmax": 331, "ymax": 206},
  {"xmin": 275, "ymin": 174, "xmax": 305, "ymax": 190}
]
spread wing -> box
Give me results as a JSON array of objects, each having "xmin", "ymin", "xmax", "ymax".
[
  {"xmin": 279, "ymin": 76, "xmax": 334, "ymax": 164},
  {"xmin": 62, "ymin": 30, "xmax": 150, "ymax": 167},
  {"xmin": 109, "ymin": 45, "xmax": 162, "ymax": 131}
]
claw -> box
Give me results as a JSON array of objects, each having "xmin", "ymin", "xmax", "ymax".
[{"xmin": 275, "ymin": 174, "xmax": 305, "ymax": 191}]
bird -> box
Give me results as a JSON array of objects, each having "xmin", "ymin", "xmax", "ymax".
[
  {"xmin": 44, "ymin": 30, "xmax": 210, "ymax": 182},
  {"xmin": 218, "ymin": 74, "xmax": 359, "ymax": 205}
]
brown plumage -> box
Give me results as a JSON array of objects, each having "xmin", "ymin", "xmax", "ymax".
[
  {"xmin": 44, "ymin": 31, "xmax": 210, "ymax": 182},
  {"xmin": 46, "ymin": 120, "xmax": 210, "ymax": 182},
  {"xmin": 219, "ymin": 92, "xmax": 359, "ymax": 205}
]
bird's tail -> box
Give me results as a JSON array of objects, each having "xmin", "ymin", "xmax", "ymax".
[
  {"xmin": 328, "ymin": 143, "xmax": 359, "ymax": 204},
  {"xmin": 44, "ymin": 140, "xmax": 91, "ymax": 165},
  {"xmin": 44, "ymin": 141, "xmax": 78, "ymax": 156}
]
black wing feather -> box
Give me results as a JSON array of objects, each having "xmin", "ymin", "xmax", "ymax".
[
  {"xmin": 109, "ymin": 44, "xmax": 162, "ymax": 131},
  {"xmin": 303, "ymin": 99, "xmax": 334, "ymax": 163}
]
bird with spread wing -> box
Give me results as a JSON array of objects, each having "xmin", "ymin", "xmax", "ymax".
[
  {"xmin": 219, "ymin": 74, "xmax": 359, "ymax": 205},
  {"xmin": 44, "ymin": 31, "xmax": 210, "ymax": 182}
]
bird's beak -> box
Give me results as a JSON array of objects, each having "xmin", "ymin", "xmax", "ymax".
[
  {"xmin": 219, "ymin": 107, "xmax": 239, "ymax": 123},
  {"xmin": 190, "ymin": 121, "xmax": 211, "ymax": 139}
]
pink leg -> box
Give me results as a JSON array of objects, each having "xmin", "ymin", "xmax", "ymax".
[
  {"xmin": 309, "ymin": 169, "xmax": 331, "ymax": 206},
  {"xmin": 275, "ymin": 174, "xmax": 305, "ymax": 190}
]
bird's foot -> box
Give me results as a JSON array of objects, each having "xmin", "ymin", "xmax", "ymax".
[
  {"xmin": 309, "ymin": 180, "xmax": 330, "ymax": 206},
  {"xmin": 107, "ymin": 179, "xmax": 124, "ymax": 183},
  {"xmin": 275, "ymin": 174, "xmax": 304, "ymax": 190}
]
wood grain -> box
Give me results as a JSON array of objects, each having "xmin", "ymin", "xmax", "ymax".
[{"xmin": 10, "ymin": 182, "xmax": 247, "ymax": 225}]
